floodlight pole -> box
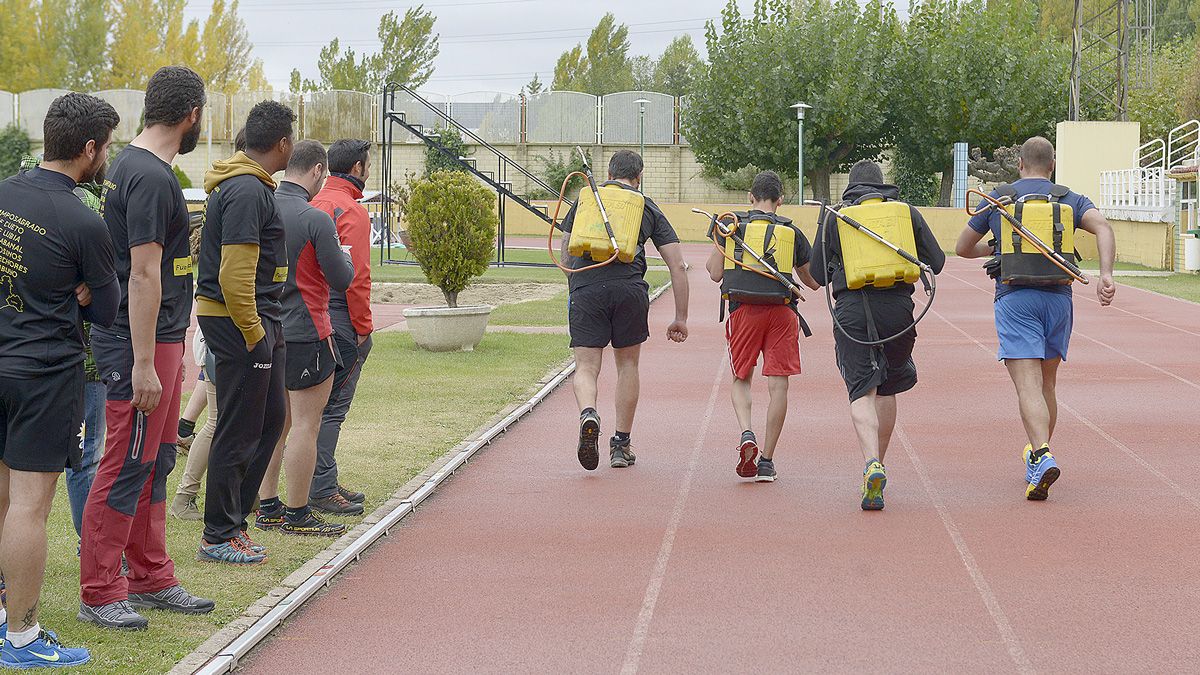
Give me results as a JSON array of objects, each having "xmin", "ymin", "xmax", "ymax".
[
  {"xmin": 635, "ymin": 98, "xmax": 650, "ymax": 193},
  {"xmin": 791, "ymin": 102, "xmax": 811, "ymax": 204}
]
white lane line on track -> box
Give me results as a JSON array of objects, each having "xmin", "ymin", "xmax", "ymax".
[
  {"xmin": 930, "ymin": 306, "xmax": 1200, "ymax": 512},
  {"xmin": 943, "ymin": 271, "xmax": 1200, "ymax": 392},
  {"xmin": 620, "ymin": 354, "xmax": 727, "ymax": 675},
  {"xmin": 898, "ymin": 426, "xmax": 1035, "ymax": 675}
]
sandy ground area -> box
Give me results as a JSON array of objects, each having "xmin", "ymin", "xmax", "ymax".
[{"xmin": 371, "ymin": 282, "xmax": 563, "ymax": 307}]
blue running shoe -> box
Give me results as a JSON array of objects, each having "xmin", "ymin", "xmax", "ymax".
[
  {"xmin": 861, "ymin": 459, "xmax": 887, "ymax": 511},
  {"xmin": 0, "ymin": 629, "xmax": 90, "ymax": 669},
  {"xmin": 196, "ymin": 539, "xmax": 266, "ymax": 566},
  {"xmin": 1025, "ymin": 445, "xmax": 1060, "ymax": 501},
  {"xmin": 1022, "ymin": 444, "xmax": 1036, "ymax": 484}
]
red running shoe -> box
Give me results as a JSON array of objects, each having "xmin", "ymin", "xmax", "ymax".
[{"xmin": 736, "ymin": 431, "xmax": 760, "ymax": 478}]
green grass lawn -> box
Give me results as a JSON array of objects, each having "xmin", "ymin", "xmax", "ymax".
[
  {"xmin": 37, "ymin": 331, "xmax": 570, "ymax": 674},
  {"xmin": 487, "ymin": 270, "xmax": 672, "ymax": 327},
  {"xmin": 372, "ymin": 247, "xmax": 667, "ymax": 285},
  {"xmin": 1116, "ymin": 273, "xmax": 1200, "ymax": 303}
]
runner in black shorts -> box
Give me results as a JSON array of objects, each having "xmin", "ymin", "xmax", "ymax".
[
  {"xmin": 555, "ymin": 150, "xmax": 690, "ymax": 471},
  {"xmin": 0, "ymin": 92, "xmax": 120, "ymax": 668},
  {"xmin": 255, "ymin": 141, "xmax": 354, "ymax": 537},
  {"xmin": 811, "ymin": 161, "xmax": 945, "ymax": 511}
]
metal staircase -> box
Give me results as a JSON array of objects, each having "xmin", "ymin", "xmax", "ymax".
[{"xmin": 379, "ymin": 82, "xmax": 567, "ymax": 267}]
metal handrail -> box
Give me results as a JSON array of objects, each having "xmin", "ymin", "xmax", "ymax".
[
  {"xmin": 1138, "ymin": 138, "xmax": 1165, "ymax": 169},
  {"xmin": 386, "ymin": 82, "xmax": 560, "ymax": 198},
  {"xmin": 1167, "ymin": 120, "xmax": 1199, "ymax": 170}
]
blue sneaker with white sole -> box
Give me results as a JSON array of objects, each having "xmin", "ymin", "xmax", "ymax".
[
  {"xmin": 0, "ymin": 629, "xmax": 90, "ymax": 669},
  {"xmin": 1025, "ymin": 444, "xmax": 1060, "ymax": 501}
]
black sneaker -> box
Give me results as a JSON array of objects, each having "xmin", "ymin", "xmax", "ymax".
[
  {"xmin": 281, "ymin": 510, "xmax": 347, "ymax": 537},
  {"xmin": 337, "ymin": 484, "xmax": 366, "ymax": 504},
  {"xmin": 578, "ymin": 410, "xmax": 601, "ymax": 471},
  {"xmin": 756, "ymin": 458, "xmax": 777, "ymax": 483},
  {"xmin": 128, "ymin": 584, "xmax": 215, "ymax": 615},
  {"xmin": 310, "ymin": 493, "xmax": 365, "ymax": 516},
  {"xmin": 77, "ymin": 600, "xmax": 148, "ymax": 630},
  {"xmin": 255, "ymin": 506, "xmax": 284, "ymax": 530},
  {"xmin": 610, "ymin": 440, "xmax": 636, "ymax": 468}
]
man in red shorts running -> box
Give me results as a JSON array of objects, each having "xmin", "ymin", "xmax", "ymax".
[{"xmin": 706, "ymin": 171, "xmax": 818, "ymax": 482}]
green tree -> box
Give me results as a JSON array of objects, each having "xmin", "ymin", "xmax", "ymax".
[
  {"xmin": 425, "ymin": 124, "xmax": 470, "ymax": 176},
  {"xmin": 62, "ymin": 0, "xmax": 111, "ymax": 91},
  {"xmin": 0, "ymin": 125, "xmax": 31, "ymax": 179},
  {"xmin": 196, "ymin": 0, "xmax": 254, "ymax": 93},
  {"xmin": 523, "ymin": 72, "xmax": 543, "ymax": 96},
  {"xmin": 315, "ymin": 38, "xmax": 371, "ymax": 90},
  {"xmin": 289, "ymin": 68, "xmax": 304, "ymax": 94},
  {"xmin": 551, "ymin": 13, "xmax": 634, "ymax": 95},
  {"xmin": 246, "ymin": 58, "xmax": 270, "ymax": 92},
  {"xmin": 105, "ymin": 0, "xmax": 161, "ymax": 88},
  {"xmin": 371, "ymin": 7, "xmax": 439, "ymax": 90},
  {"xmin": 1127, "ymin": 40, "xmax": 1199, "ymax": 142},
  {"xmin": 653, "ymin": 35, "xmax": 702, "ymax": 96},
  {"xmin": 893, "ymin": 0, "xmax": 1067, "ymax": 205},
  {"xmin": 685, "ymin": 0, "xmax": 902, "ymax": 201},
  {"xmin": 631, "ymin": 55, "xmax": 655, "ymax": 90}
]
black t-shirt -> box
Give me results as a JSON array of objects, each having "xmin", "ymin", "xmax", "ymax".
[
  {"xmin": 0, "ymin": 168, "xmax": 117, "ymax": 376},
  {"xmin": 196, "ymin": 174, "xmax": 286, "ymax": 322},
  {"xmin": 715, "ymin": 210, "xmax": 813, "ymax": 313},
  {"xmin": 97, "ymin": 145, "xmax": 192, "ymax": 343},
  {"xmin": 556, "ymin": 182, "xmax": 679, "ymax": 292}
]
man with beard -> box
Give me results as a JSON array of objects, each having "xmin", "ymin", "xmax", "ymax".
[
  {"xmin": 79, "ymin": 67, "xmax": 215, "ymax": 629},
  {"xmin": 0, "ymin": 92, "xmax": 119, "ymax": 669}
]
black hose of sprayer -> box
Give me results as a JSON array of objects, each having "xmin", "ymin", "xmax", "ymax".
[{"xmin": 575, "ymin": 146, "xmax": 619, "ymax": 255}]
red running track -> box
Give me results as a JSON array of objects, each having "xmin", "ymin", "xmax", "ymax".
[{"xmin": 242, "ymin": 244, "xmax": 1200, "ymax": 673}]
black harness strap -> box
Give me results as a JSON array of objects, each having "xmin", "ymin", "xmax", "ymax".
[
  {"xmin": 1052, "ymin": 202, "xmax": 1064, "ymax": 253},
  {"xmin": 1012, "ymin": 201, "xmax": 1024, "ymax": 253}
]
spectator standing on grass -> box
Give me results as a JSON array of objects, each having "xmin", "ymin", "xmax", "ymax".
[
  {"xmin": 256, "ymin": 141, "xmax": 354, "ymax": 537},
  {"xmin": 17, "ymin": 153, "xmax": 106, "ymax": 540},
  {"xmin": 195, "ymin": 102, "xmax": 295, "ymax": 564},
  {"xmin": 308, "ymin": 139, "xmax": 374, "ymax": 516},
  {"xmin": 0, "ymin": 92, "xmax": 119, "ymax": 669},
  {"xmin": 171, "ymin": 127, "xmax": 246, "ymax": 522},
  {"xmin": 80, "ymin": 66, "xmax": 215, "ymax": 629}
]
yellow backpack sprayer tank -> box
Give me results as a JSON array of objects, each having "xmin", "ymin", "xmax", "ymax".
[
  {"xmin": 837, "ymin": 198, "xmax": 920, "ymax": 290},
  {"xmin": 569, "ymin": 185, "xmax": 643, "ymax": 264},
  {"xmin": 966, "ymin": 185, "xmax": 1088, "ymax": 286}
]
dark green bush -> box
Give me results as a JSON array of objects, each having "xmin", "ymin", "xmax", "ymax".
[
  {"xmin": 405, "ymin": 170, "xmax": 497, "ymax": 307},
  {"xmin": 0, "ymin": 126, "xmax": 32, "ymax": 180},
  {"xmin": 424, "ymin": 125, "xmax": 471, "ymax": 176}
]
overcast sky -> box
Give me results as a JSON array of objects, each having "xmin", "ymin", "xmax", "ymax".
[{"xmin": 181, "ymin": 0, "xmax": 764, "ymax": 95}]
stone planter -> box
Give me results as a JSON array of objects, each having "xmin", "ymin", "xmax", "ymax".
[{"xmin": 403, "ymin": 305, "xmax": 492, "ymax": 352}]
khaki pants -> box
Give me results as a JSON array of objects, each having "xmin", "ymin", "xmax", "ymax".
[{"xmin": 176, "ymin": 379, "xmax": 216, "ymax": 498}]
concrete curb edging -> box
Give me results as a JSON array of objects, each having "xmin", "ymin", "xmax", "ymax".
[{"xmin": 175, "ymin": 280, "xmax": 673, "ymax": 674}]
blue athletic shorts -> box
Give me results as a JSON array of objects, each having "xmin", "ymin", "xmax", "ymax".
[{"xmin": 994, "ymin": 289, "xmax": 1073, "ymax": 361}]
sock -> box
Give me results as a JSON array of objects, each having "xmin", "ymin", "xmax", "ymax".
[
  {"xmin": 612, "ymin": 431, "xmax": 630, "ymax": 445},
  {"xmin": 581, "ymin": 407, "xmax": 597, "ymax": 419},
  {"xmin": 178, "ymin": 418, "xmax": 196, "ymax": 437},
  {"xmin": 284, "ymin": 505, "xmax": 309, "ymax": 522},
  {"xmin": 1033, "ymin": 444, "xmax": 1050, "ymax": 458},
  {"xmin": 741, "ymin": 429, "xmax": 756, "ymax": 442},
  {"xmin": 259, "ymin": 496, "xmax": 282, "ymax": 513},
  {"xmin": 7, "ymin": 623, "xmax": 40, "ymax": 649},
  {"xmin": 865, "ymin": 457, "xmax": 880, "ymax": 471}
]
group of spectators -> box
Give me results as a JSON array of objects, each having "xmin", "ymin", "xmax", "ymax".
[{"xmin": 0, "ymin": 65, "xmax": 377, "ymax": 667}]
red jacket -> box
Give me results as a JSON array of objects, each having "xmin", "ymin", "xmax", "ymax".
[{"xmin": 311, "ymin": 175, "xmax": 373, "ymax": 335}]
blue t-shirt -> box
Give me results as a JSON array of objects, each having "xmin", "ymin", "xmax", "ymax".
[{"xmin": 967, "ymin": 177, "xmax": 1095, "ymax": 301}]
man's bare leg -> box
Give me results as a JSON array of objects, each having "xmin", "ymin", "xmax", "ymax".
[
  {"xmin": 612, "ymin": 345, "xmax": 641, "ymax": 435},
  {"xmin": 731, "ymin": 373, "xmax": 753, "ymax": 434},
  {"xmin": 0, "ymin": 465, "xmax": 59, "ymax": 636},
  {"xmin": 284, "ymin": 377, "xmax": 336, "ymax": 510},
  {"xmin": 849, "ymin": 389, "xmax": 881, "ymax": 463},
  {"xmin": 1041, "ymin": 358, "xmax": 1061, "ymax": 441},
  {"xmin": 875, "ymin": 394, "xmax": 898, "ymax": 464},
  {"xmin": 763, "ymin": 376, "xmax": 789, "ymax": 460},
  {"xmin": 572, "ymin": 347, "xmax": 603, "ymax": 414},
  {"xmin": 1005, "ymin": 358, "xmax": 1051, "ymax": 448}
]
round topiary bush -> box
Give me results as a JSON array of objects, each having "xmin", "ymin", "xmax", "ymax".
[{"xmin": 406, "ymin": 170, "xmax": 497, "ymax": 307}]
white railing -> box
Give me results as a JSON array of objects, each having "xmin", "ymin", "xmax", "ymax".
[
  {"xmin": 1168, "ymin": 120, "xmax": 1199, "ymax": 170},
  {"xmin": 1138, "ymin": 138, "xmax": 1165, "ymax": 169},
  {"xmin": 1100, "ymin": 166, "xmax": 1175, "ymax": 221}
]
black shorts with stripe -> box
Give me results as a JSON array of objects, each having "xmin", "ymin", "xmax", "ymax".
[{"xmin": 285, "ymin": 339, "xmax": 337, "ymax": 391}]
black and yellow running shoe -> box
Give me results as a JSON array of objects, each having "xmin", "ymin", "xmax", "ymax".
[
  {"xmin": 281, "ymin": 510, "xmax": 347, "ymax": 537},
  {"xmin": 861, "ymin": 459, "xmax": 887, "ymax": 511}
]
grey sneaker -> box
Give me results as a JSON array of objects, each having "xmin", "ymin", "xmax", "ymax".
[
  {"xmin": 77, "ymin": 600, "xmax": 148, "ymax": 630},
  {"xmin": 610, "ymin": 440, "xmax": 636, "ymax": 468},
  {"xmin": 578, "ymin": 410, "xmax": 601, "ymax": 471},
  {"xmin": 756, "ymin": 458, "xmax": 777, "ymax": 483},
  {"xmin": 128, "ymin": 585, "xmax": 215, "ymax": 615},
  {"xmin": 170, "ymin": 493, "xmax": 201, "ymax": 521}
]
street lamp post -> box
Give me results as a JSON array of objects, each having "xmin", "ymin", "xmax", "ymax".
[
  {"xmin": 790, "ymin": 102, "xmax": 811, "ymax": 204},
  {"xmin": 635, "ymin": 98, "xmax": 650, "ymax": 193}
]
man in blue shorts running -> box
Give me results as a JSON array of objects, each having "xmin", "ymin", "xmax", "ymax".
[{"xmin": 955, "ymin": 136, "xmax": 1116, "ymax": 500}]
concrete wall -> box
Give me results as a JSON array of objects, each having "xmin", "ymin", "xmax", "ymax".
[{"xmin": 1055, "ymin": 121, "xmax": 1141, "ymax": 205}]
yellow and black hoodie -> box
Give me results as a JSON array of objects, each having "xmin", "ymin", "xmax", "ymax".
[{"xmin": 195, "ymin": 152, "xmax": 287, "ymax": 347}]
